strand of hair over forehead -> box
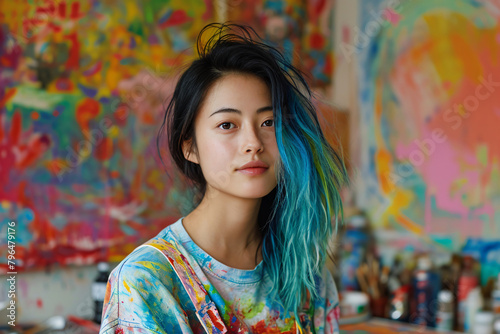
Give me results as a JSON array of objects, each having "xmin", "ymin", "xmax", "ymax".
[
  {"xmin": 196, "ymin": 23, "xmax": 349, "ymax": 329},
  {"xmin": 197, "ymin": 22, "xmax": 267, "ymax": 57}
]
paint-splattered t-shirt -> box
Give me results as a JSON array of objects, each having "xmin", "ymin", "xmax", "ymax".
[{"xmin": 99, "ymin": 217, "xmax": 340, "ymax": 334}]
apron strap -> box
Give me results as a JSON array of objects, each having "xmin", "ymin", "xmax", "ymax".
[{"xmin": 138, "ymin": 238, "xmax": 228, "ymax": 334}]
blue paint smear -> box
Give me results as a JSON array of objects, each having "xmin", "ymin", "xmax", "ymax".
[{"xmin": 77, "ymin": 83, "xmax": 98, "ymax": 98}]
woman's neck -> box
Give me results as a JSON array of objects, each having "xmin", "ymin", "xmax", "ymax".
[{"xmin": 182, "ymin": 190, "xmax": 263, "ymax": 269}]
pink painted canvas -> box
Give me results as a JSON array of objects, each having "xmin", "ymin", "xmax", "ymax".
[{"xmin": 356, "ymin": 0, "xmax": 500, "ymax": 253}]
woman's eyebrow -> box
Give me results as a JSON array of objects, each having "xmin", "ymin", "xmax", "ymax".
[{"xmin": 209, "ymin": 106, "xmax": 273, "ymax": 118}]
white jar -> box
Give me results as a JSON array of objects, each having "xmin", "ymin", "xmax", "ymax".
[{"xmin": 473, "ymin": 311, "xmax": 494, "ymax": 334}]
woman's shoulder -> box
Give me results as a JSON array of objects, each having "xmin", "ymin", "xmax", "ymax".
[
  {"xmin": 315, "ymin": 265, "xmax": 340, "ymax": 307},
  {"xmin": 303, "ymin": 266, "xmax": 340, "ymax": 334},
  {"xmin": 108, "ymin": 221, "xmax": 182, "ymax": 281},
  {"xmin": 100, "ymin": 221, "xmax": 202, "ymax": 334}
]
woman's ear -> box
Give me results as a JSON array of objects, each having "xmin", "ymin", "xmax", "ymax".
[{"xmin": 182, "ymin": 139, "xmax": 199, "ymax": 164}]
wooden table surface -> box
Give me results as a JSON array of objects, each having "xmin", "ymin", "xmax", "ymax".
[{"xmin": 339, "ymin": 318, "xmax": 462, "ymax": 333}]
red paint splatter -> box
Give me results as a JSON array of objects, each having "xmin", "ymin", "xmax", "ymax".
[
  {"xmin": 310, "ymin": 32, "xmax": 324, "ymax": 50},
  {"xmin": 18, "ymin": 134, "xmax": 51, "ymax": 169},
  {"xmin": 207, "ymin": 309, "xmax": 225, "ymax": 331},
  {"xmin": 324, "ymin": 53, "xmax": 332, "ymax": 75},
  {"xmin": 76, "ymin": 98, "xmax": 100, "ymax": 133},
  {"xmin": 58, "ymin": 2, "xmax": 66, "ymax": 17},
  {"xmin": 36, "ymin": 298, "xmax": 43, "ymax": 308},
  {"xmin": 202, "ymin": 0, "xmax": 212, "ymax": 20},
  {"xmin": 0, "ymin": 88, "xmax": 17, "ymax": 109},
  {"xmin": 159, "ymin": 10, "xmax": 191, "ymax": 29},
  {"xmin": 47, "ymin": 22, "xmax": 62, "ymax": 33},
  {"xmin": 94, "ymin": 137, "xmax": 113, "ymax": 161},
  {"xmin": 10, "ymin": 111, "xmax": 21, "ymax": 145},
  {"xmin": 64, "ymin": 33, "xmax": 80, "ymax": 69},
  {"xmin": 70, "ymin": 2, "xmax": 81, "ymax": 19},
  {"xmin": 308, "ymin": 0, "xmax": 326, "ymax": 21},
  {"xmin": 113, "ymin": 104, "xmax": 128, "ymax": 126}
]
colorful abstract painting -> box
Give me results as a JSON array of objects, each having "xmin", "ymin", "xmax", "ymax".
[
  {"xmin": 227, "ymin": 0, "xmax": 335, "ymax": 86},
  {"xmin": 0, "ymin": 0, "xmax": 217, "ymax": 271},
  {"xmin": 356, "ymin": 0, "xmax": 500, "ymax": 253}
]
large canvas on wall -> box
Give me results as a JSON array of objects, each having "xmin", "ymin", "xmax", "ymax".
[
  {"xmin": 356, "ymin": 0, "xmax": 500, "ymax": 254},
  {"xmin": 0, "ymin": 0, "xmax": 214, "ymax": 270}
]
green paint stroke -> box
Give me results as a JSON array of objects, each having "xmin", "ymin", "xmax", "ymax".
[{"xmin": 239, "ymin": 299, "xmax": 265, "ymax": 318}]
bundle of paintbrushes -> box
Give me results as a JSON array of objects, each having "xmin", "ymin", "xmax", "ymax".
[
  {"xmin": 356, "ymin": 254, "xmax": 390, "ymax": 299},
  {"xmin": 355, "ymin": 254, "xmax": 390, "ymax": 316}
]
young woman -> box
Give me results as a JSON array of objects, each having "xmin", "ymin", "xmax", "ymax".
[{"xmin": 99, "ymin": 23, "xmax": 348, "ymax": 334}]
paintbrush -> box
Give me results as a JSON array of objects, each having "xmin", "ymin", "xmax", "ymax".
[{"xmin": 356, "ymin": 266, "xmax": 370, "ymax": 295}]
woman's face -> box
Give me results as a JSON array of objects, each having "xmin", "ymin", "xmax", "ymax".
[{"xmin": 183, "ymin": 73, "xmax": 279, "ymax": 199}]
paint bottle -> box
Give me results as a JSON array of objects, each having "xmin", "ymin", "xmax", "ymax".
[
  {"xmin": 436, "ymin": 290, "xmax": 454, "ymax": 331},
  {"xmin": 438, "ymin": 264, "xmax": 458, "ymax": 331},
  {"xmin": 465, "ymin": 286, "xmax": 483, "ymax": 332},
  {"xmin": 457, "ymin": 256, "xmax": 479, "ymax": 331},
  {"xmin": 93, "ymin": 262, "xmax": 110, "ymax": 324},
  {"xmin": 410, "ymin": 255, "xmax": 441, "ymax": 327}
]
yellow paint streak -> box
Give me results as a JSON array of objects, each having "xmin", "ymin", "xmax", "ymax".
[
  {"xmin": 375, "ymin": 149, "xmax": 393, "ymax": 194},
  {"xmin": 123, "ymin": 280, "xmax": 131, "ymax": 294}
]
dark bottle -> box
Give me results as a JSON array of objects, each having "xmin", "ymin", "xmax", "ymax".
[
  {"xmin": 93, "ymin": 262, "xmax": 110, "ymax": 324},
  {"xmin": 409, "ymin": 255, "xmax": 441, "ymax": 328}
]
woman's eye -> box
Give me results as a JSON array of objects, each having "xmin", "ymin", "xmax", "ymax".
[
  {"xmin": 218, "ymin": 122, "xmax": 234, "ymax": 130},
  {"xmin": 263, "ymin": 119, "xmax": 274, "ymax": 127}
]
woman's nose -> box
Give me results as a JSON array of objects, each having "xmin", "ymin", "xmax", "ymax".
[{"xmin": 242, "ymin": 127, "xmax": 264, "ymax": 153}]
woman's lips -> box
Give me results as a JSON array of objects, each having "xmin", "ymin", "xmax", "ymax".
[{"xmin": 237, "ymin": 167, "xmax": 268, "ymax": 175}]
